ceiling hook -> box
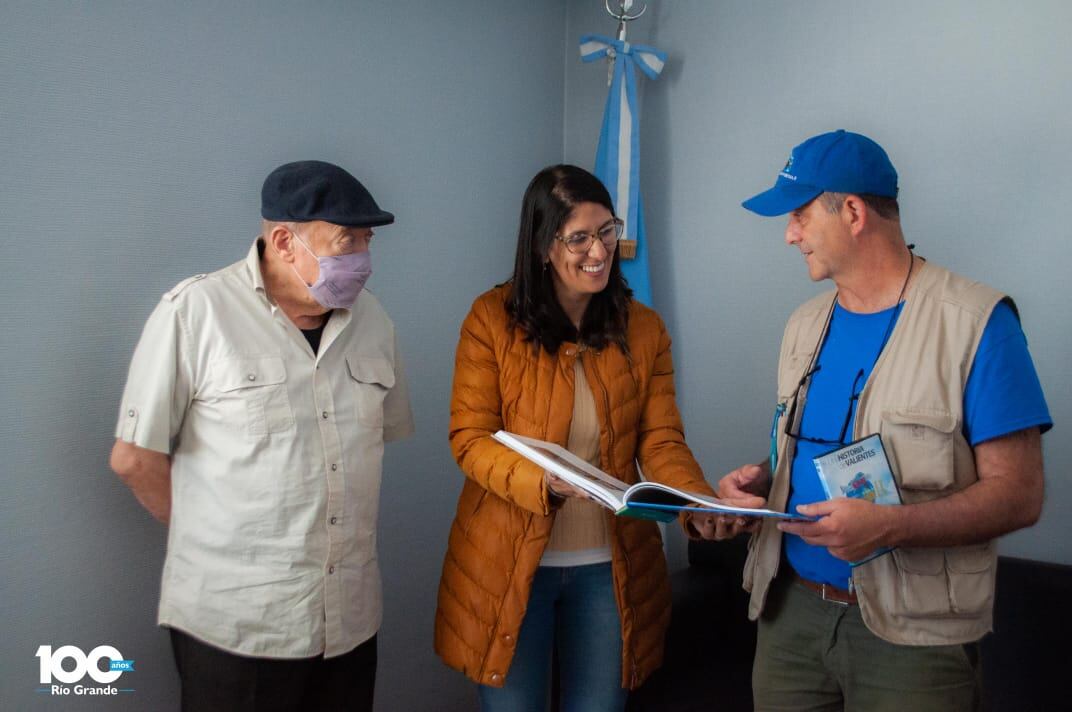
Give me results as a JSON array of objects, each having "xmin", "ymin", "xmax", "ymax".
[{"xmin": 604, "ymin": 0, "xmax": 647, "ymax": 41}]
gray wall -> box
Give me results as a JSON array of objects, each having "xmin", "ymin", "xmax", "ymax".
[
  {"xmin": 565, "ymin": 0, "xmax": 1071, "ymax": 570},
  {"xmin": 0, "ymin": 2, "xmax": 564, "ymax": 710},
  {"xmin": 4, "ymin": 1, "xmax": 1071, "ymax": 710}
]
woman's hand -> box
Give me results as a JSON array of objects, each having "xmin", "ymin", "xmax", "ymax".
[
  {"xmin": 688, "ymin": 511, "xmax": 761, "ymax": 540},
  {"xmin": 696, "ymin": 462, "xmax": 772, "ymax": 540},
  {"xmin": 544, "ymin": 472, "xmax": 596, "ymax": 502}
]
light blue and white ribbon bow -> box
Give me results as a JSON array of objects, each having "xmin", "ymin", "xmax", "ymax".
[{"xmin": 580, "ymin": 34, "xmax": 667, "ymax": 306}]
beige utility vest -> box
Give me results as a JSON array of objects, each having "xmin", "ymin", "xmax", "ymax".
[{"xmin": 744, "ymin": 260, "xmax": 1008, "ymax": 645}]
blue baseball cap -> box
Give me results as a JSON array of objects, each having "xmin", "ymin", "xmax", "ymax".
[{"xmin": 741, "ymin": 130, "xmax": 898, "ymax": 216}]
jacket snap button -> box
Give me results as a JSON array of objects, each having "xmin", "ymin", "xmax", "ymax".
[
  {"xmin": 503, "ymin": 634, "xmax": 513, "ymax": 644},
  {"xmin": 490, "ymin": 673, "xmax": 502, "ymax": 682}
]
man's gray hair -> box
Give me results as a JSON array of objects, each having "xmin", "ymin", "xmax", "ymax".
[
  {"xmin": 821, "ymin": 192, "xmax": 900, "ymax": 221},
  {"xmin": 262, "ymin": 219, "xmax": 300, "ymax": 235}
]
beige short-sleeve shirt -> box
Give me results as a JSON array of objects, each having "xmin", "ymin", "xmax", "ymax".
[{"xmin": 115, "ymin": 240, "xmax": 414, "ymax": 658}]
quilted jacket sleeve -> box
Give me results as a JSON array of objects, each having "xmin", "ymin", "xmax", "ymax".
[
  {"xmin": 636, "ymin": 311, "xmax": 716, "ymax": 499},
  {"xmin": 449, "ymin": 294, "xmax": 553, "ymax": 516}
]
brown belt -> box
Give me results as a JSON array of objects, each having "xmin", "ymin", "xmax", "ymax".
[{"xmin": 794, "ymin": 574, "xmax": 858, "ymax": 605}]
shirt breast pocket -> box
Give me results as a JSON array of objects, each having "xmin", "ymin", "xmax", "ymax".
[
  {"xmin": 212, "ymin": 356, "xmax": 294, "ymax": 438},
  {"xmin": 346, "ymin": 355, "xmax": 394, "ymax": 428}
]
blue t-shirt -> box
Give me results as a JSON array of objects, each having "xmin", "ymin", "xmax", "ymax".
[{"xmin": 785, "ymin": 299, "xmax": 1052, "ymax": 589}]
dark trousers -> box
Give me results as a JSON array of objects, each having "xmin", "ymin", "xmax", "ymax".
[
  {"xmin": 169, "ymin": 628, "xmax": 377, "ymax": 712},
  {"xmin": 752, "ymin": 574, "xmax": 980, "ymax": 711}
]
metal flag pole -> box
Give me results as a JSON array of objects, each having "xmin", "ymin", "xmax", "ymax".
[{"xmin": 606, "ymin": 0, "xmax": 646, "ymax": 83}]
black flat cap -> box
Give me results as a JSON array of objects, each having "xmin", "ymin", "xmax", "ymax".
[{"xmin": 261, "ymin": 160, "xmax": 394, "ymax": 228}]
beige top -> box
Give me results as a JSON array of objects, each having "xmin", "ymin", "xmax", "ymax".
[
  {"xmin": 541, "ymin": 357, "xmax": 611, "ymax": 566},
  {"xmin": 115, "ymin": 240, "xmax": 414, "ymax": 658}
]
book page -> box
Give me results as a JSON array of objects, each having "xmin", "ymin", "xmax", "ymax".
[
  {"xmin": 623, "ymin": 481, "xmax": 815, "ymax": 520},
  {"xmin": 492, "ymin": 431, "xmax": 629, "ymax": 510}
]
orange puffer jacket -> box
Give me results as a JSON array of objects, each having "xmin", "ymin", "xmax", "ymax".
[{"xmin": 434, "ymin": 285, "xmax": 715, "ymax": 689}]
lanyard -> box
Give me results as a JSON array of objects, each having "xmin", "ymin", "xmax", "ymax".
[{"xmin": 770, "ymin": 250, "xmax": 917, "ymax": 474}]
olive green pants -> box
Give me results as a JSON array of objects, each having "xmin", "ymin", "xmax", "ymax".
[{"xmin": 752, "ymin": 574, "xmax": 980, "ymax": 712}]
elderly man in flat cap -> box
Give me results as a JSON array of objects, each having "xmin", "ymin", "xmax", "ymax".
[{"xmin": 110, "ymin": 160, "xmax": 413, "ymax": 711}]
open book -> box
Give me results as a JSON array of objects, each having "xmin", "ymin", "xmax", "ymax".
[{"xmin": 494, "ymin": 430, "xmax": 809, "ymax": 523}]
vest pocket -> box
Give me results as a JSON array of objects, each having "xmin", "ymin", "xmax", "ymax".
[
  {"xmin": 888, "ymin": 544, "xmax": 995, "ymax": 618},
  {"xmin": 880, "ymin": 409, "xmax": 958, "ymax": 492},
  {"xmin": 946, "ymin": 543, "xmax": 994, "ymax": 614},
  {"xmin": 892, "ymin": 548, "xmax": 950, "ymax": 616}
]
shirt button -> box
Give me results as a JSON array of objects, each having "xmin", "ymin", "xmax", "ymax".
[
  {"xmin": 127, "ymin": 409, "xmax": 135, "ymax": 417},
  {"xmin": 322, "ymin": 411, "xmax": 329, "ymax": 419},
  {"xmin": 330, "ymin": 516, "xmax": 338, "ymax": 525},
  {"xmin": 328, "ymin": 565, "xmax": 335, "ymax": 574},
  {"xmin": 247, "ymin": 373, "xmax": 256, "ymax": 381},
  {"xmin": 331, "ymin": 464, "xmax": 338, "ymax": 471}
]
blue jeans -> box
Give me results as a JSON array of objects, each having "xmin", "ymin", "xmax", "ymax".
[{"xmin": 478, "ymin": 562, "xmax": 627, "ymax": 712}]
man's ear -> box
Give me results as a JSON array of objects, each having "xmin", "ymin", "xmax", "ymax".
[
  {"xmin": 841, "ymin": 194, "xmax": 869, "ymax": 237},
  {"xmin": 267, "ymin": 223, "xmax": 297, "ymax": 262}
]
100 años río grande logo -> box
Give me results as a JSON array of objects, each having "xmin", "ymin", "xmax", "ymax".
[{"xmin": 36, "ymin": 644, "xmax": 135, "ymax": 696}]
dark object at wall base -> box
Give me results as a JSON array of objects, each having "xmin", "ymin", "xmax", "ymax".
[
  {"xmin": 627, "ymin": 537, "xmax": 755, "ymax": 711},
  {"xmin": 981, "ymin": 555, "xmax": 1071, "ymax": 711}
]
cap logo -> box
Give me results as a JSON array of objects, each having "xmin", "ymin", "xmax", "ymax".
[{"xmin": 779, "ymin": 155, "xmax": 796, "ymax": 181}]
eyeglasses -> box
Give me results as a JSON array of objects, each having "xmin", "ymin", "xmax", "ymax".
[
  {"xmin": 770, "ymin": 366, "xmax": 865, "ymax": 474},
  {"xmin": 768, "ymin": 276, "xmax": 908, "ymax": 472},
  {"xmin": 555, "ymin": 219, "xmax": 624, "ymax": 254},
  {"xmin": 784, "ymin": 366, "xmax": 866, "ymax": 447}
]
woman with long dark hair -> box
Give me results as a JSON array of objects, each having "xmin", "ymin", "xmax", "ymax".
[{"xmin": 434, "ymin": 164, "xmax": 715, "ymax": 710}]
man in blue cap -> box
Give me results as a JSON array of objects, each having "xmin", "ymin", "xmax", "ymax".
[
  {"xmin": 110, "ymin": 160, "xmax": 413, "ymax": 711},
  {"xmin": 710, "ymin": 130, "xmax": 1051, "ymax": 709}
]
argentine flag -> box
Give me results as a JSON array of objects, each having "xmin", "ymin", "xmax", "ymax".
[{"xmin": 579, "ymin": 34, "xmax": 666, "ymax": 307}]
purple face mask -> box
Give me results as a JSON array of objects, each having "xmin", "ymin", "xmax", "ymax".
[{"xmin": 292, "ymin": 234, "xmax": 372, "ymax": 309}]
